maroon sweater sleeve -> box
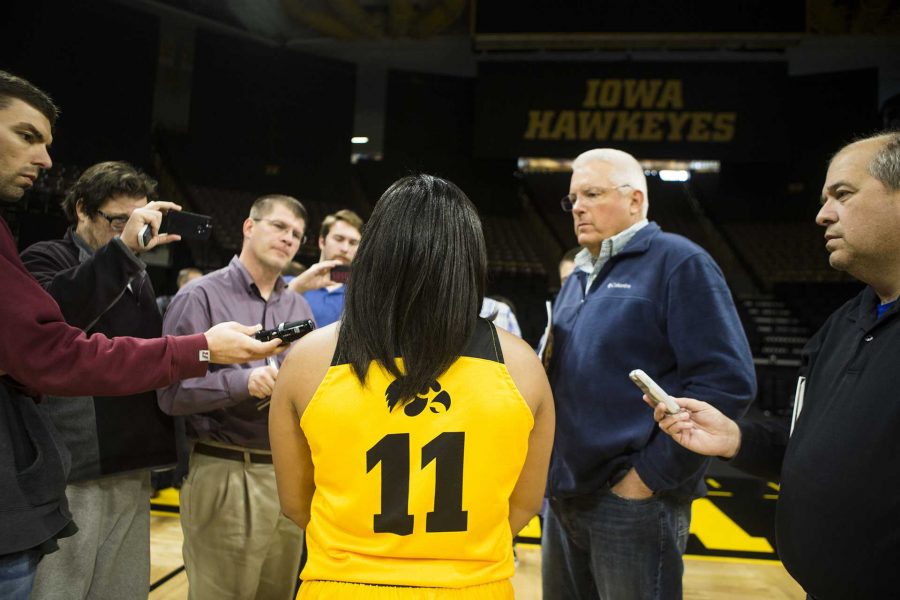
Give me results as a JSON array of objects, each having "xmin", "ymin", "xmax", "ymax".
[{"xmin": 0, "ymin": 219, "xmax": 208, "ymax": 396}]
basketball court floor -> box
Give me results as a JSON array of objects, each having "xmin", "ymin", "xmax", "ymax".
[{"xmin": 148, "ymin": 467, "xmax": 805, "ymax": 599}]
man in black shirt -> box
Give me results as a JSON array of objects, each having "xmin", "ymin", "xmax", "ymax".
[{"xmin": 651, "ymin": 131, "xmax": 900, "ymax": 599}]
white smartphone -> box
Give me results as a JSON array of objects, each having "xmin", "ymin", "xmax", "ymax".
[
  {"xmin": 138, "ymin": 224, "xmax": 153, "ymax": 249},
  {"xmin": 629, "ymin": 369, "xmax": 681, "ymax": 415}
]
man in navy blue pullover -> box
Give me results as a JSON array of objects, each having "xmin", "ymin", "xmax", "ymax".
[{"xmin": 542, "ymin": 148, "xmax": 756, "ymax": 599}]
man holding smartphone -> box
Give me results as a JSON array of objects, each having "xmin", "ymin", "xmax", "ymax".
[
  {"xmin": 19, "ymin": 161, "xmax": 188, "ymax": 599},
  {"xmin": 158, "ymin": 194, "xmax": 314, "ymax": 600},
  {"xmin": 289, "ymin": 209, "xmax": 363, "ymax": 326},
  {"xmin": 651, "ymin": 132, "xmax": 900, "ymax": 598}
]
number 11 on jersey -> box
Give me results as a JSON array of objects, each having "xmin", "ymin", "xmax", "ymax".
[{"xmin": 366, "ymin": 432, "xmax": 468, "ymax": 536}]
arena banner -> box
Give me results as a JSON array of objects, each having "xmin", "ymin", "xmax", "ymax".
[{"xmin": 474, "ymin": 61, "xmax": 788, "ymax": 160}]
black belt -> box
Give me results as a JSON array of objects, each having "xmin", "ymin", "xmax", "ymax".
[{"xmin": 194, "ymin": 443, "xmax": 273, "ymax": 464}]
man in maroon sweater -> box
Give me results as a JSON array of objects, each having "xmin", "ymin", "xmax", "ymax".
[{"xmin": 0, "ymin": 70, "xmax": 282, "ymax": 597}]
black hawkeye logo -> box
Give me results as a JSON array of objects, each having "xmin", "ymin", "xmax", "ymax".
[{"xmin": 385, "ymin": 379, "xmax": 452, "ymax": 417}]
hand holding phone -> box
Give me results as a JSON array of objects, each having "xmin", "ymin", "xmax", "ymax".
[
  {"xmin": 139, "ymin": 210, "xmax": 213, "ymax": 249},
  {"xmin": 253, "ymin": 320, "xmax": 315, "ymax": 345},
  {"xmin": 629, "ymin": 369, "xmax": 682, "ymax": 415},
  {"xmin": 138, "ymin": 224, "xmax": 154, "ymax": 249},
  {"xmin": 286, "ymin": 260, "xmax": 343, "ymax": 294},
  {"xmin": 330, "ymin": 264, "xmax": 351, "ymax": 284},
  {"xmin": 115, "ymin": 201, "xmax": 180, "ymax": 252}
]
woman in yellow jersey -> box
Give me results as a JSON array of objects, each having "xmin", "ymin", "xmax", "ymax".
[{"xmin": 269, "ymin": 174, "xmax": 555, "ymax": 599}]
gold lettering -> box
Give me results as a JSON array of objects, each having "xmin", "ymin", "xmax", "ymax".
[
  {"xmin": 623, "ymin": 79, "xmax": 663, "ymax": 109},
  {"xmin": 712, "ymin": 112, "xmax": 736, "ymax": 141},
  {"xmin": 612, "ymin": 111, "xmax": 642, "ymax": 140},
  {"xmin": 578, "ymin": 111, "xmax": 616, "ymax": 140},
  {"xmin": 582, "ymin": 79, "xmax": 601, "ymax": 108},
  {"xmin": 640, "ymin": 112, "xmax": 665, "ymax": 141},
  {"xmin": 598, "ymin": 80, "xmax": 622, "ymax": 108},
  {"xmin": 657, "ymin": 80, "xmax": 684, "ymax": 109},
  {"xmin": 550, "ymin": 110, "xmax": 577, "ymax": 140},
  {"xmin": 686, "ymin": 112, "xmax": 713, "ymax": 141},
  {"xmin": 666, "ymin": 112, "xmax": 693, "ymax": 141},
  {"xmin": 524, "ymin": 110, "xmax": 556, "ymax": 139}
]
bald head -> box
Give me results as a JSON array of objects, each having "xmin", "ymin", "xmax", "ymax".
[{"xmin": 572, "ymin": 148, "xmax": 649, "ymax": 217}]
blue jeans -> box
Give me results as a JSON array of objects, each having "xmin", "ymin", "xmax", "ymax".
[
  {"xmin": 0, "ymin": 549, "xmax": 41, "ymax": 600},
  {"xmin": 542, "ymin": 489, "xmax": 692, "ymax": 600}
]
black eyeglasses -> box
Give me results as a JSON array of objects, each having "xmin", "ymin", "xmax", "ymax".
[
  {"xmin": 253, "ymin": 218, "xmax": 308, "ymax": 244},
  {"xmin": 96, "ymin": 210, "xmax": 130, "ymax": 231},
  {"xmin": 560, "ymin": 185, "xmax": 632, "ymax": 212}
]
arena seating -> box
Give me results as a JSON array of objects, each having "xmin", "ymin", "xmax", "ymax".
[
  {"xmin": 736, "ymin": 295, "xmax": 808, "ymax": 415},
  {"xmin": 519, "ymin": 171, "xmax": 575, "ymax": 251},
  {"xmin": 773, "ymin": 281, "xmax": 865, "ymax": 332},
  {"xmin": 734, "ymin": 280, "xmax": 863, "ymax": 415},
  {"xmin": 481, "ymin": 215, "xmax": 545, "ymax": 278},
  {"xmin": 723, "ymin": 221, "xmax": 850, "ymax": 285}
]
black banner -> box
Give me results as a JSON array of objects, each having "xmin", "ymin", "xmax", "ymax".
[{"xmin": 475, "ymin": 61, "xmax": 788, "ymax": 161}]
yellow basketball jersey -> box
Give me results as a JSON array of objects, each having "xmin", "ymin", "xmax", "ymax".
[{"xmin": 299, "ymin": 319, "xmax": 534, "ymax": 588}]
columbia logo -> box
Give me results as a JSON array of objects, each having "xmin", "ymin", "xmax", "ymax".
[{"xmin": 607, "ymin": 282, "xmax": 632, "ymax": 289}]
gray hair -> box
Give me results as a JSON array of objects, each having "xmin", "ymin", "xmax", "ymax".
[
  {"xmin": 868, "ymin": 132, "xmax": 900, "ymax": 192},
  {"xmin": 572, "ymin": 148, "xmax": 649, "ymax": 217}
]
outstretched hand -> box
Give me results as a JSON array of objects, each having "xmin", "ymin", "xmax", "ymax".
[
  {"xmin": 203, "ymin": 322, "xmax": 283, "ymax": 364},
  {"xmin": 647, "ymin": 396, "xmax": 742, "ymax": 459}
]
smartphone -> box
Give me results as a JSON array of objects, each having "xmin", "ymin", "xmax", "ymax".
[
  {"xmin": 140, "ymin": 211, "xmax": 213, "ymax": 248},
  {"xmin": 254, "ymin": 320, "xmax": 315, "ymax": 345},
  {"xmin": 162, "ymin": 211, "xmax": 212, "ymax": 239},
  {"xmin": 331, "ymin": 264, "xmax": 351, "ymax": 284},
  {"xmin": 628, "ymin": 369, "xmax": 681, "ymax": 415}
]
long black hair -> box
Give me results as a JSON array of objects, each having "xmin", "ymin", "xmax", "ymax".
[{"xmin": 335, "ymin": 174, "xmax": 486, "ymax": 405}]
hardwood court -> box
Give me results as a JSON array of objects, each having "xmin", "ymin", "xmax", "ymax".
[
  {"xmin": 149, "ymin": 475, "xmax": 806, "ymax": 599},
  {"xmin": 150, "ymin": 515, "xmax": 803, "ymax": 599}
]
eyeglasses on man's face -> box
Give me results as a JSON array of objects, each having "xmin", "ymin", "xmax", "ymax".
[
  {"xmin": 96, "ymin": 209, "xmax": 130, "ymax": 232},
  {"xmin": 560, "ymin": 185, "xmax": 633, "ymax": 212},
  {"xmin": 253, "ymin": 218, "xmax": 307, "ymax": 245}
]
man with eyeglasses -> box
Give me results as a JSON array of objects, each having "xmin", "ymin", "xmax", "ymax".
[
  {"xmin": 289, "ymin": 209, "xmax": 364, "ymax": 326},
  {"xmin": 543, "ymin": 148, "xmax": 755, "ymax": 599},
  {"xmin": 18, "ymin": 160, "xmax": 188, "ymax": 599},
  {"xmin": 158, "ymin": 194, "xmax": 314, "ymax": 599}
]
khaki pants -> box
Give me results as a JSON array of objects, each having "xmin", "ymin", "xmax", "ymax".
[{"xmin": 181, "ymin": 450, "xmax": 304, "ymax": 600}]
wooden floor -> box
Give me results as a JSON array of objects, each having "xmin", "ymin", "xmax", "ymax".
[{"xmin": 149, "ymin": 513, "xmax": 805, "ymax": 599}]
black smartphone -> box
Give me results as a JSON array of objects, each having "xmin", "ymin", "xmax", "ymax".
[
  {"xmin": 331, "ymin": 264, "xmax": 351, "ymax": 284},
  {"xmin": 140, "ymin": 210, "xmax": 213, "ymax": 248},
  {"xmin": 161, "ymin": 211, "xmax": 212, "ymax": 240},
  {"xmin": 254, "ymin": 320, "xmax": 315, "ymax": 344}
]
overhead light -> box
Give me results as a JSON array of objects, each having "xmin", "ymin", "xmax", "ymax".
[
  {"xmin": 351, "ymin": 136, "xmax": 369, "ymax": 144},
  {"xmin": 658, "ymin": 169, "xmax": 690, "ymax": 182}
]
